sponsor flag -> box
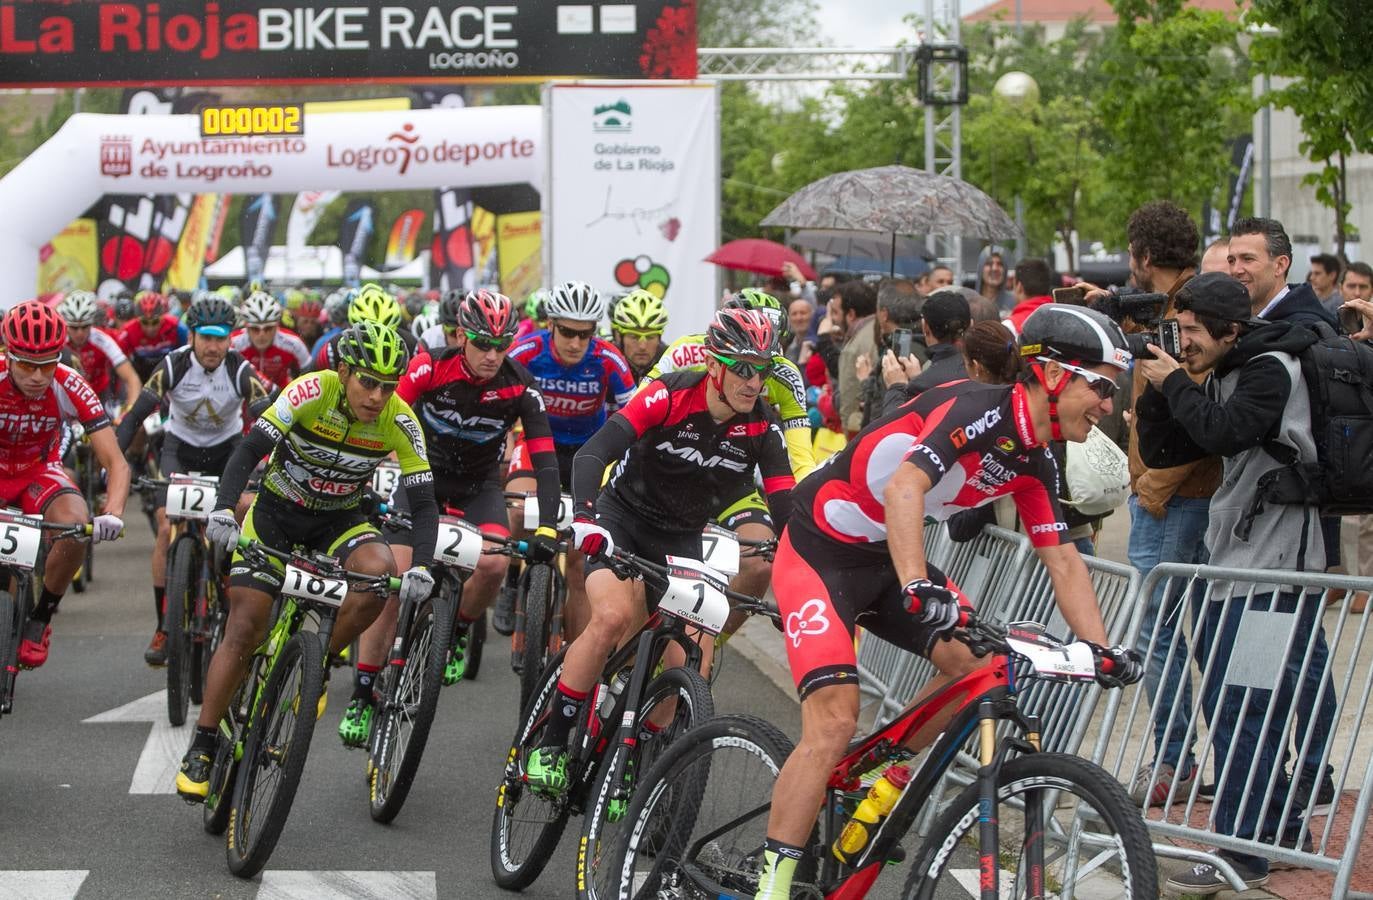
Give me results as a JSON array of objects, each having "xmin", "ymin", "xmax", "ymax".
[
  {"xmin": 496, "ymin": 211, "xmax": 542, "ymax": 300},
  {"xmin": 285, "ymin": 190, "xmax": 341, "ymax": 256},
  {"xmin": 240, "ymin": 194, "xmax": 278, "ymax": 286},
  {"xmin": 166, "ymin": 194, "xmax": 219, "ymax": 291},
  {"xmin": 384, "ymin": 209, "xmax": 426, "ymax": 269},
  {"xmin": 37, "ymin": 218, "xmax": 98, "ymax": 294},
  {"xmin": 430, "ymin": 189, "xmax": 474, "ymax": 291},
  {"xmin": 338, "ymin": 198, "xmax": 377, "ymax": 287}
]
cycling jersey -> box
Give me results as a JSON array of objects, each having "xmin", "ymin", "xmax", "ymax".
[
  {"xmin": 117, "ymin": 315, "xmax": 188, "ymax": 380},
  {"xmin": 396, "ymin": 348, "xmax": 560, "ymax": 528},
  {"xmin": 418, "ymin": 324, "xmax": 448, "ymax": 351},
  {"xmin": 0, "ymin": 361, "xmax": 109, "ymax": 478},
  {"xmin": 790, "ymin": 379, "xmax": 1069, "ymax": 556},
  {"xmin": 116, "ymin": 346, "xmax": 274, "ymax": 450},
  {"xmin": 647, "ymin": 332, "xmax": 816, "ymax": 481},
  {"xmin": 70, "ymin": 328, "xmax": 128, "ymax": 397},
  {"xmin": 508, "ymin": 330, "xmax": 635, "ymax": 447},
  {"xmin": 229, "ymin": 327, "xmax": 311, "ymax": 388},
  {"xmin": 572, "ymin": 370, "xmax": 795, "ymax": 535},
  {"xmin": 312, "ymin": 328, "xmax": 422, "ymax": 372}
]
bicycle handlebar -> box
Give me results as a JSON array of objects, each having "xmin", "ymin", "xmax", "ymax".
[
  {"xmin": 234, "ymin": 536, "xmax": 402, "ymax": 594},
  {"xmin": 600, "ymin": 546, "xmax": 768, "ymax": 609}
]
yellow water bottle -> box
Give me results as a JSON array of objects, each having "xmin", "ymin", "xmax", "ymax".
[{"xmin": 832, "ymin": 764, "xmax": 912, "ymax": 864}]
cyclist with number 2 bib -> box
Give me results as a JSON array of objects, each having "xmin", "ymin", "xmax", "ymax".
[{"xmin": 175, "ymin": 321, "xmax": 438, "ymax": 801}]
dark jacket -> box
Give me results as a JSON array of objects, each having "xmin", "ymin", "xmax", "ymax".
[
  {"xmin": 1263, "ymin": 282, "xmax": 1338, "ymax": 329},
  {"xmin": 881, "ymin": 343, "xmax": 967, "ymax": 417}
]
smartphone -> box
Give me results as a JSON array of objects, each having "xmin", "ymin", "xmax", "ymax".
[
  {"xmin": 1157, "ymin": 318, "xmax": 1183, "ymax": 359},
  {"xmin": 891, "ymin": 329, "xmax": 914, "ymax": 359},
  {"xmin": 1052, "ymin": 286, "xmax": 1087, "ymax": 305}
]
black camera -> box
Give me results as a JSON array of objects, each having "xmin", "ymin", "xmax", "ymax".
[
  {"xmin": 1126, "ymin": 320, "xmax": 1183, "ymax": 361},
  {"xmin": 1092, "ymin": 286, "xmax": 1180, "ymax": 360}
]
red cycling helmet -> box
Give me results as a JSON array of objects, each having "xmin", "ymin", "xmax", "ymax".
[
  {"xmin": 4, "ymin": 300, "xmax": 68, "ymax": 361},
  {"xmin": 135, "ymin": 290, "xmax": 167, "ymax": 320},
  {"xmin": 458, "ymin": 290, "xmax": 519, "ymax": 339},
  {"xmin": 705, "ymin": 308, "xmax": 776, "ymax": 362}
]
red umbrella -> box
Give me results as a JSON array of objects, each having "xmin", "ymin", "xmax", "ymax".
[{"xmin": 705, "ymin": 238, "xmax": 817, "ymax": 282}]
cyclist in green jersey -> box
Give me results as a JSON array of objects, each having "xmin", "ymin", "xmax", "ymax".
[{"xmin": 175, "ymin": 321, "xmax": 439, "ymax": 800}]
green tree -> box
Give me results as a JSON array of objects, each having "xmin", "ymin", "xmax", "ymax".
[
  {"xmin": 698, "ymin": 0, "xmax": 818, "ymax": 47},
  {"xmin": 1248, "ymin": 0, "xmax": 1373, "ymax": 257}
]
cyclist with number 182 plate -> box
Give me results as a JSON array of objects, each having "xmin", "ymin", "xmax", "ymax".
[
  {"xmin": 115, "ymin": 295, "xmax": 276, "ymax": 669},
  {"xmin": 525, "ymin": 308, "xmax": 795, "ymax": 795},
  {"xmin": 340, "ymin": 290, "xmax": 564, "ymax": 745},
  {"xmin": 175, "ymin": 321, "xmax": 438, "ymax": 801},
  {"xmin": 505, "ymin": 281, "xmax": 636, "ymax": 641},
  {"xmin": 0, "ymin": 302, "xmax": 129, "ymax": 669},
  {"xmin": 57, "ymin": 290, "xmax": 142, "ymax": 416},
  {"xmin": 230, "ymin": 291, "xmax": 312, "ymax": 389},
  {"xmin": 751, "ymin": 304, "xmax": 1147, "ymax": 900}
]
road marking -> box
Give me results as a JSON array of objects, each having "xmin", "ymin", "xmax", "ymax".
[
  {"xmin": 257, "ymin": 871, "xmax": 437, "ymax": 900},
  {"xmin": 83, "ymin": 690, "xmax": 193, "ymax": 794},
  {"xmin": 0, "ymin": 870, "xmax": 88, "ymax": 899},
  {"xmin": 951, "ymin": 868, "xmax": 1047, "ymax": 896}
]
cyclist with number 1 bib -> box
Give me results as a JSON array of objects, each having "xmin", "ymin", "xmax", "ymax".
[
  {"xmin": 175, "ymin": 321, "xmax": 437, "ymax": 801},
  {"xmin": 116, "ymin": 295, "xmax": 275, "ymax": 668},
  {"xmin": 749, "ymin": 304, "xmax": 1147, "ymax": 900}
]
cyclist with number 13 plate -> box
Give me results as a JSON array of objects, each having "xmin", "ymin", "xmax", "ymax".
[
  {"xmin": 175, "ymin": 321, "xmax": 438, "ymax": 801},
  {"xmin": 339, "ymin": 290, "xmax": 563, "ymax": 746},
  {"xmin": 750, "ymin": 304, "xmax": 1147, "ymax": 899},
  {"xmin": 0, "ymin": 301, "xmax": 129, "ymax": 669}
]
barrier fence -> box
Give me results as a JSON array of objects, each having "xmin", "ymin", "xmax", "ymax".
[{"xmin": 853, "ymin": 526, "xmax": 1373, "ymax": 895}]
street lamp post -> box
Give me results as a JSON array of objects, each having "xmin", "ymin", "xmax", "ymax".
[{"xmin": 993, "ymin": 71, "xmax": 1040, "ymax": 262}]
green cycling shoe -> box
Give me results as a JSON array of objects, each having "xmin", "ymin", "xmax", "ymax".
[
  {"xmin": 443, "ymin": 631, "xmax": 469, "ymax": 686},
  {"xmin": 339, "ymin": 698, "xmax": 374, "ymax": 748},
  {"xmin": 607, "ymin": 757, "xmax": 635, "ymax": 823},
  {"xmin": 525, "ymin": 746, "xmax": 569, "ymax": 797}
]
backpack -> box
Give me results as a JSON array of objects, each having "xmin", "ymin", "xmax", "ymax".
[{"xmin": 1257, "ymin": 322, "xmax": 1373, "ymax": 515}]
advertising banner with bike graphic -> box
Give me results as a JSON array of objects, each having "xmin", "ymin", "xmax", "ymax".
[{"xmin": 544, "ymin": 82, "xmax": 719, "ymax": 341}]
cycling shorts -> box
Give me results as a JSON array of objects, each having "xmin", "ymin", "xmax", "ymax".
[
  {"xmin": 0, "ymin": 462, "xmax": 79, "ymax": 516},
  {"xmin": 506, "ymin": 438, "xmax": 577, "ymax": 491},
  {"xmin": 387, "ymin": 478, "xmax": 510, "ymax": 548},
  {"xmin": 155, "ymin": 433, "xmax": 239, "ymax": 507},
  {"xmin": 773, "ymin": 525, "xmax": 971, "ymax": 700},
  {"xmin": 715, "ymin": 487, "xmax": 774, "ymax": 532},
  {"xmin": 585, "ymin": 492, "xmax": 704, "ymax": 610},
  {"xmin": 229, "ymin": 492, "xmax": 383, "ymax": 592}
]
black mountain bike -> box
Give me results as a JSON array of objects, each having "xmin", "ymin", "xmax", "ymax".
[{"xmin": 506, "ymin": 490, "xmax": 573, "ymax": 714}]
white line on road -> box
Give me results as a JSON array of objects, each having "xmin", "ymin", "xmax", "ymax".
[
  {"xmin": 0, "ymin": 870, "xmax": 88, "ymax": 900},
  {"xmin": 257, "ymin": 870, "xmax": 437, "ymax": 900},
  {"xmin": 83, "ymin": 689, "xmax": 193, "ymax": 794}
]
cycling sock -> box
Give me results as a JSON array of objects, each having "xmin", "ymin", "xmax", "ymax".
[
  {"xmin": 31, "ymin": 588, "xmax": 64, "ymax": 624},
  {"xmin": 541, "ymin": 681, "xmax": 587, "ymax": 749},
  {"xmin": 353, "ymin": 663, "xmax": 381, "ymax": 701},
  {"xmin": 755, "ymin": 838, "xmax": 804, "ymax": 900},
  {"xmin": 153, "ymin": 586, "xmax": 166, "ymax": 622},
  {"xmin": 190, "ymin": 725, "xmax": 218, "ymax": 754}
]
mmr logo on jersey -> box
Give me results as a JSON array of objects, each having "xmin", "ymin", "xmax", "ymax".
[{"xmin": 949, "ymin": 409, "xmax": 1002, "ymax": 448}]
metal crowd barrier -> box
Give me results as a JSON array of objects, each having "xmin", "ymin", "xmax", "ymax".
[{"xmin": 1085, "ymin": 563, "xmax": 1373, "ymax": 896}]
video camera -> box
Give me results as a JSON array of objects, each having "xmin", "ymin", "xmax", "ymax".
[{"xmin": 1092, "ymin": 286, "xmax": 1181, "ymax": 360}]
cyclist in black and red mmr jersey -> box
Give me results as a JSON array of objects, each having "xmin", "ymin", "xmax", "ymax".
[{"xmin": 751, "ymin": 304, "xmax": 1146, "ymax": 900}]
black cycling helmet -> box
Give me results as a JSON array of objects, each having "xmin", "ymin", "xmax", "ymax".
[
  {"xmin": 439, "ymin": 289, "xmax": 463, "ymax": 328},
  {"xmin": 185, "ymin": 294, "xmax": 237, "ymax": 336}
]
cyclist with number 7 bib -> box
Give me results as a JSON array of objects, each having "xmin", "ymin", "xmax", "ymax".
[
  {"xmin": 340, "ymin": 290, "xmax": 564, "ymax": 747},
  {"xmin": 116, "ymin": 295, "xmax": 276, "ymax": 668},
  {"xmin": 175, "ymin": 321, "xmax": 438, "ymax": 802}
]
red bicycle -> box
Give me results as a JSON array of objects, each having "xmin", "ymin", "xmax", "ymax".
[{"xmin": 605, "ymin": 607, "xmax": 1156, "ymax": 899}]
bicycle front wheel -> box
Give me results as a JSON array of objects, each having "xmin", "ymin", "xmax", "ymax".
[
  {"xmin": 0, "ymin": 590, "xmax": 18, "ymax": 719},
  {"xmin": 225, "ymin": 630, "xmax": 325, "ymax": 878},
  {"xmin": 164, "ymin": 536, "xmax": 198, "ymax": 726},
  {"xmin": 517, "ymin": 562, "xmax": 559, "ymax": 713},
  {"xmin": 905, "ymin": 752, "xmax": 1158, "ymax": 899},
  {"xmin": 368, "ymin": 592, "xmax": 455, "ymax": 823}
]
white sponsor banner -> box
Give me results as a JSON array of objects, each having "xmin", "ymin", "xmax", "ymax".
[
  {"xmin": 285, "ymin": 190, "xmax": 342, "ymax": 257},
  {"xmin": 545, "ymin": 82, "xmax": 719, "ymax": 341}
]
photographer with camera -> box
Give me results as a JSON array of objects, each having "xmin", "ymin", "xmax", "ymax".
[
  {"xmin": 1137, "ymin": 272, "xmax": 1331, "ymax": 894},
  {"xmin": 880, "ymin": 289, "xmax": 971, "ymax": 415}
]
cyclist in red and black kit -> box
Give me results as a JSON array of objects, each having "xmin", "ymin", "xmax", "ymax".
[
  {"xmin": 339, "ymin": 290, "xmax": 564, "ymax": 746},
  {"xmin": 523, "ymin": 308, "xmax": 795, "ymax": 795},
  {"xmin": 750, "ymin": 304, "xmax": 1147, "ymax": 899},
  {"xmin": 57, "ymin": 290, "xmax": 142, "ymax": 415},
  {"xmin": 116, "ymin": 291, "xmax": 189, "ymax": 382},
  {"xmin": 230, "ymin": 290, "xmax": 311, "ymax": 389},
  {"xmin": 0, "ymin": 302, "xmax": 130, "ymax": 670}
]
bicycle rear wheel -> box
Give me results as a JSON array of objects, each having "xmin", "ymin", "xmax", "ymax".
[
  {"xmin": 517, "ymin": 563, "xmax": 559, "ymax": 714},
  {"xmin": 164, "ymin": 536, "xmax": 198, "ymax": 726},
  {"xmin": 226, "ymin": 630, "xmax": 325, "ymax": 878},
  {"xmin": 489, "ymin": 650, "xmax": 572, "ymax": 890},
  {"xmin": 609, "ymin": 714, "xmax": 797, "ymax": 900},
  {"xmin": 577, "ymin": 666, "xmax": 715, "ymax": 900},
  {"xmin": 464, "ymin": 611, "xmax": 486, "ymax": 680},
  {"xmin": 0, "ymin": 591, "xmax": 18, "ymax": 719},
  {"xmin": 368, "ymin": 591, "xmax": 454, "ymax": 823},
  {"xmin": 905, "ymin": 752, "xmax": 1157, "ymax": 899}
]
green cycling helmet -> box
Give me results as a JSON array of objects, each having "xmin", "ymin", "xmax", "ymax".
[
  {"xmin": 612, "ymin": 289, "xmax": 668, "ymax": 334},
  {"xmin": 524, "ymin": 290, "xmax": 547, "ymax": 321},
  {"xmin": 336, "ymin": 320, "xmax": 409, "ymax": 377},
  {"xmin": 725, "ymin": 287, "xmax": 788, "ymax": 347},
  {"xmin": 348, "ymin": 283, "xmax": 403, "ymax": 330}
]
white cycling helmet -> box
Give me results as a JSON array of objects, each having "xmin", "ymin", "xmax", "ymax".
[
  {"xmin": 411, "ymin": 312, "xmax": 438, "ymax": 340},
  {"xmin": 544, "ymin": 280, "xmax": 607, "ymax": 324},
  {"xmin": 241, "ymin": 290, "xmax": 283, "ymax": 326},
  {"xmin": 58, "ymin": 290, "xmax": 100, "ymax": 326}
]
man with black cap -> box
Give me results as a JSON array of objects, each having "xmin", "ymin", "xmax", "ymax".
[
  {"xmin": 880, "ymin": 289, "xmax": 971, "ymax": 414},
  {"xmin": 1137, "ymin": 271, "xmax": 1333, "ymax": 894}
]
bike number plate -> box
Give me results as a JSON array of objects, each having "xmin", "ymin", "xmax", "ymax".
[
  {"xmin": 436, "ymin": 515, "xmax": 483, "ymax": 571},
  {"xmin": 522, "ymin": 493, "xmax": 574, "ymax": 531},
  {"xmin": 0, "ymin": 516, "xmax": 41, "ymax": 568},
  {"xmin": 281, "ymin": 565, "xmax": 348, "ymax": 608},
  {"xmin": 166, "ymin": 476, "xmax": 218, "ymax": 520},
  {"xmin": 1005, "ymin": 631, "xmax": 1096, "ymax": 681},
  {"xmin": 370, "ymin": 460, "xmax": 402, "ymax": 501},
  {"xmin": 659, "ymin": 556, "xmax": 730, "ymax": 635},
  {"xmin": 699, "ymin": 524, "xmax": 740, "ymax": 577}
]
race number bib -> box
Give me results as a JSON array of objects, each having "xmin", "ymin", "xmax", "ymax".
[
  {"xmin": 1005, "ymin": 624, "xmax": 1096, "ymax": 681},
  {"xmin": 522, "ymin": 493, "xmax": 574, "ymax": 531},
  {"xmin": 699, "ymin": 524, "xmax": 740, "ymax": 577},
  {"xmin": 281, "ymin": 565, "xmax": 348, "ymax": 608},
  {"xmin": 659, "ymin": 556, "xmax": 730, "ymax": 635},
  {"xmin": 370, "ymin": 460, "xmax": 402, "ymax": 501},
  {"xmin": 166, "ymin": 475, "xmax": 219, "ymax": 520},
  {"xmin": 435, "ymin": 515, "xmax": 483, "ymax": 571},
  {"xmin": 0, "ymin": 513, "xmax": 42, "ymax": 569}
]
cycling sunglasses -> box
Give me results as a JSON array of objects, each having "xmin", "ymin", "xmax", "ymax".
[
  {"xmin": 466, "ymin": 331, "xmax": 513, "ymax": 352},
  {"xmin": 711, "ymin": 352, "xmax": 771, "ymax": 380},
  {"xmin": 618, "ymin": 328, "xmax": 664, "ymax": 340},
  {"xmin": 1054, "ymin": 360, "xmax": 1119, "ymax": 400},
  {"xmin": 354, "ymin": 371, "xmax": 399, "ymax": 394},
  {"xmin": 9, "ymin": 355, "xmax": 60, "ymax": 375},
  {"xmin": 139, "ymin": 316, "xmax": 163, "ymax": 327},
  {"xmin": 554, "ymin": 324, "xmax": 597, "ymax": 341}
]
